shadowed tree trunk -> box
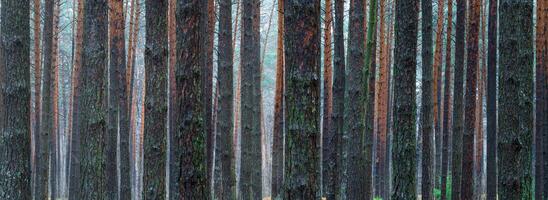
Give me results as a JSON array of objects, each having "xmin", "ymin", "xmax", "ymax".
[
  {"xmin": 498, "ymin": 0, "xmax": 534, "ymax": 199},
  {"xmin": 171, "ymin": 0, "xmax": 209, "ymax": 198},
  {"xmin": 283, "ymin": 0, "xmax": 321, "ymax": 198},
  {"xmin": 217, "ymin": 0, "xmax": 236, "ymax": 198},
  {"xmin": 451, "ymin": 0, "xmax": 466, "ymax": 199},
  {"xmin": 0, "ymin": 0, "xmax": 31, "ymax": 198},
  {"xmin": 50, "ymin": 2, "xmax": 60, "ymax": 197},
  {"xmin": 461, "ymin": 0, "xmax": 481, "ymax": 198},
  {"xmin": 433, "ymin": 0, "xmax": 445, "ymax": 187},
  {"xmin": 143, "ymin": 0, "xmax": 167, "ymax": 199},
  {"xmin": 32, "ymin": 2, "xmax": 42, "ymax": 191},
  {"xmin": 486, "ymin": 0, "xmax": 497, "ymax": 199},
  {"xmin": 346, "ymin": 0, "xmax": 368, "ymax": 198},
  {"xmin": 441, "ymin": 0, "xmax": 453, "ymax": 199},
  {"xmin": 68, "ymin": 0, "xmax": 108, "ymax": 198},
  {"xmin": 271, "ymin": 0, "xmax": 284, "ymax": 198},
  {"xmin": 36, "ymin": 0, "xmax": 54, "ymax": 198},
  {"xmin": 420, "ymin": 0, "xmax": 434, "ymax": 198},
  {"xmin": 538, "ymin": 1, "xmax": 548, "ymax": 199},
  {"xmin": 391, "ymin": 0, "xmax": 418, "ymax": 198},
  {"xmin": 206, "ymin": 0, "xmax": 215, "ymax": 192}
]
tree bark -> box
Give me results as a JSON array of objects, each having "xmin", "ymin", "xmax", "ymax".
[
  {"xmin": 206, "ymin": 0, "xmax": 215, "ymax": 193},
  {"xmin": 451, "ymin": 0, "xmax": 466, "ymax": 199},
  {"xmin": 391, "ymin": 0, "xmax": 418, "ymax": 199},
  {"xmin": 143, "ymin": 0, "xmax": 167, "ymax": 199},
  {"xmin": 441, "ymin": 0, "xmax": 453, "ymax": 199},
  {"xmin": 498, "ymin": 0, "xmax": 534, "ymax": 199},
  {"xmin": 239, "ymin": 0, "xmax": 262, "ymax": 198},
  {"xmin": 433, "ymin": 1, "xmax": 446, "ymax": 188},
  {"xmin": 32, "ymin": 2, "xmax": 42, "ymax": 190},
  {"xmin": 68, "ymin": 0, "xmax": 108, "ymax": 198},
  {"xmin": 283, "ymin": 0, "xmax": 321, "ymax": 198},
  {"xmin": 0, "ymin": 0, "xmax": 31, "ymax": 198},
  {"xmin": 271, "ymin": 0, "xmax": 284, "ymax": 198},
  {"xmin": 539, "ymin": 1, "xmax": 548, "ymax": 200},
  {"xmin": 485, "ymin": 0, "xmax": 498, "ymax": 199},
  {"xmin": 461, "ymin": 0, "xmax": 481, "ymax": 198},
  {"xmin": 217, "ymin": 0, "xmax": 236, "ymax": 198},
  {"xmin": 171, "ymin": 0, "xmax": 209, "ymax": 198},
  {"xmin": 420, "ymin": 0, "xmax": 434, "ymax": 198}
]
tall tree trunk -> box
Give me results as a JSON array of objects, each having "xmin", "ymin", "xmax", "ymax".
[
  {"xmin": 498, "ymin": 0, "xmax": 534, "ymax": 199},
  {"xmin": 451, "ymin": 0, "xmax": 466, "ymax": 199},
  {"xmin": 321, "ymin": 0, "xmax": 338, "ymax": 198},
  {"xmin": 461, "ymin": 0, "xmax": 481, "ymax": 198},
  {"xmin": 375, "ymin": 0, "xmax": 388, "ymax": 198},
  {"xmin": 441, "ymin": 0, "xmax": 453, "ymax": 199},
  {"xmin": 217, "ymin": 0, "xmax": 236, "ymax": 198},
  {"xmin": 240, "ymin": 0, "xmax": 262, "ymax": 198},
  {"xmin": 420, "ymin": 0, "xmax": 434, "ymax": 198},
  {"xmin": 50, "ymin": 1, "xmax": 60, "ymax": 197},
  {"xmin": 391, "ymin": 0, "xmax": 418, "ymax": 198},
  {"xmin": 475, "ymin": 4, "xmax": 487, "ymax": 196},
  {"xmin": 283, "ymin": 0, "xmax": 321, "ymax": 198},
  {"xmin": 32, "ymin": 2, "xmax": 42, "ymax": 190},
  {"xmin": 0, "ymin": 0, "xmax": 31, "ymax": 198},
  {"xmin": 36, "ymin": 0, "xmax": 54, "ymax": 198},
  {"xmin": 485, "ymin": 0, "xmax": 498, "ymax": 199},
  {"xmin": 171, "ymin": 0, "xmax": 209, "ymax": 198},
  {"xmin": 68, "ymin": 0, "xmax": 108, "ymax": 198},
  {"xmin": 205, "ymin": 0, "xmax": 215, "ymax": 193},
  {"xmin": 271, "ymin": 0, "xmax": 284, "ymax": 198},
  {"xmin": 433, "ymin": 0, "xmax": 446, "ymax": 188},
  {"xmin": 143, "ymin": 0, "xmax": 167, "ymax": 199},
  {"xmin": 346, "ymin": 0, "xmax": 368, "ymax": 198},
  {"xmin": 540, "ymin": 1, "xmax": 548, "ymax": 199}
]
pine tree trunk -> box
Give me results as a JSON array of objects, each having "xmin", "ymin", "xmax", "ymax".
[
  {"xmin": 283, "ymin": 0, "xmax": 321, "ymax": 198},
  {"xmin": 441, "ymin": 1, "xmax": 453, "ymax": 199},
  {"xmin": 271, "ymin": 0, "xmax": 284, "ymax": 198},
  {"xmin": 50, "ymin": 1, "xmax": 60, "ymax": 197},
  {"xmin": 433, "ymin": 0, "xmax": 446, "ymax": 188},
  {"xmin": 217, "ymin": 0, "xmax": 236, "ymax": 198},
  {"xmin": 143, "ymin": 0, "xmax": 167, "ymax": 199},
  {"xmin": 375, "ymin": 0, "xmax": 388, "ymax": 198},
  {"xmin": 346, "ymin": 0, "xmax": 368, "ymax": 198},
  {"xmin": 171, "ymin": 0, "xmax": 209, "ymax": 198},
  {"xmin": 451, "ymin": 0, "xmax": 466, "ymax": 199},
  {"xmin": 539, "ymin": 1, "xmax": 548, "ymax": 199},
  {"xmin": 68, "ymin": 0, "xmax": 108, "ymax": 198},
  {"xmin": 32, "ymin": 2, "xmax": 42, "ymax": 188},
  {"xmin": 0, "ymin": 0, "xmax": 31, "ymax": 198},
  {"xmin": 498, "ymin": 0, "xmax": 534, "ymax": 199},
  {"xmin": 36, "ymin": 0, "xmax": 54, "ymax": 198},
  {"xmin": 420, "ymin": 0, "xmax": 434, "ymax": 198},
  {"xmin": 485, "ymin": 0, "xmax": 498, "ymax": 199},
  {"xmin": 205, "ymin": 0, "xmax": 215, "ymax": 193},
  {"xmin": 461, "ymin": 0, "xmax": 481, "ymax": 198},
  {"xmin": 391, "ymin": 0, "xmax": 418, "ymax": 198},
  {"xmin": 239, "ymin": 0, "xmax": 262, "ymax": 198}
]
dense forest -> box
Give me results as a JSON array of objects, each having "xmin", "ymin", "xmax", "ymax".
[{"xmin": 0, "ymin": 0, "xmax": 545, "ymax": 199}]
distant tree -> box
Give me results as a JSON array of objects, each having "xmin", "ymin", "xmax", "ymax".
[
  {"xmin": 391, "ymin": 0, "xmax": 419, "ymax": 198},
  {"xmin": 171, "ymin": 0, "xmax": 209, "ymax": 198},
  {"xmin": 498, "ymin": 0, "xmax": 534, "ymax": 199},
  {"xmin": 420, "ymin": 0, "xmax": 434, "ymax": 198},
  {"xmin": 451, "ymin": 0, "xmax": 467, "ymax": 199},
  {"xmin": 441, "ymin": 0, "xmax": 454, "ymax": 199},
  {"xmin": 0, "ymin": 0, "xmax": 31, "ymax": 198},
  {"xmin": 486, "ymin": 0, "xmax": 498, "ymax": 199},
  {"xmin": 143, "ymin": 0, "xmax": 167, "ymax": 199},
  {"xmin": 271, "ymin": 0, "xmax": 284, "ymax": 198},
  {"xmin": 461, "ymin": 0, "xmax": 481, "ymax": 198},
  {"xmin": 68, "ymin": 0, "xmax": 108, "ymax": 198},
  {"xmin": 283, "ymin": 0, "xmax": 321, "ymax": 198}
]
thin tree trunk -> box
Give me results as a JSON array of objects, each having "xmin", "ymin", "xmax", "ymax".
[
  {"xmin": 474, "ymin": 4, "xmax": 487, "ymax": 196},
  {"xmin": 0, "ymin": 0, "xmax": 31, "ymax": 198},
  {"xmin": 420, "ymin": 0, "xmax": 434, "ymax": 198},
  {"xmin": 32, "ymin": 2, "xmax": 42, "ymax": 191},
  {"xmin": 217, "ymin": 0, "xmax": 236, "ymax": 198},
  {"xmin": 68, "ymin": 0, "xmax": 108, "ymax": 198},
  {"xmin": 50, "ymin": 1, "xmax": 60, "ymax": 197},
  {"xmin": 271, "ymin": 0, "xmax": 284, "ymax": 198},
  {"xmin": 143, "ymin": 0, "xmax": 167, "ymax": 199},
  {"xmin": 283, "ymin": 0, "xmax": 321, "ymax": 198},
  {"xmin": 441, "ymin": 0, "xmax": 453, "ymax": 199},
  {"xmin": 451, "ymin": 0, "xmax": 466, "ymax": 199},
  {"xmin": 498, "ymin": 0, "xmax": 534, "ymax": 199},
  {"xmin": 485, "ymin": 0, "xmax": 497, "ymax": 199},
  {"xmin": 391, "ymin": 0, "xmax": 419, "ymax": 198},
  {"xmin": 540, "ymin": 1, "xmax": 548, "ymax": 200},
  {"xmin": 375, "ymin": 0, "xmax": 388, "ymax": 197},
  {"xmin": 461, "ymin": 0, "xmax": 481, "ymax": 198},
  {"xmin": 206, "ymin": 0, "xmax": 216, "ymax": 193},
  {"xmin": 171, "ymin": 0, "xmax": 209, "ymax": 198},
  {"xmin": 433, "ymin": 0, "xmax": 445, "ymax": 188}
]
